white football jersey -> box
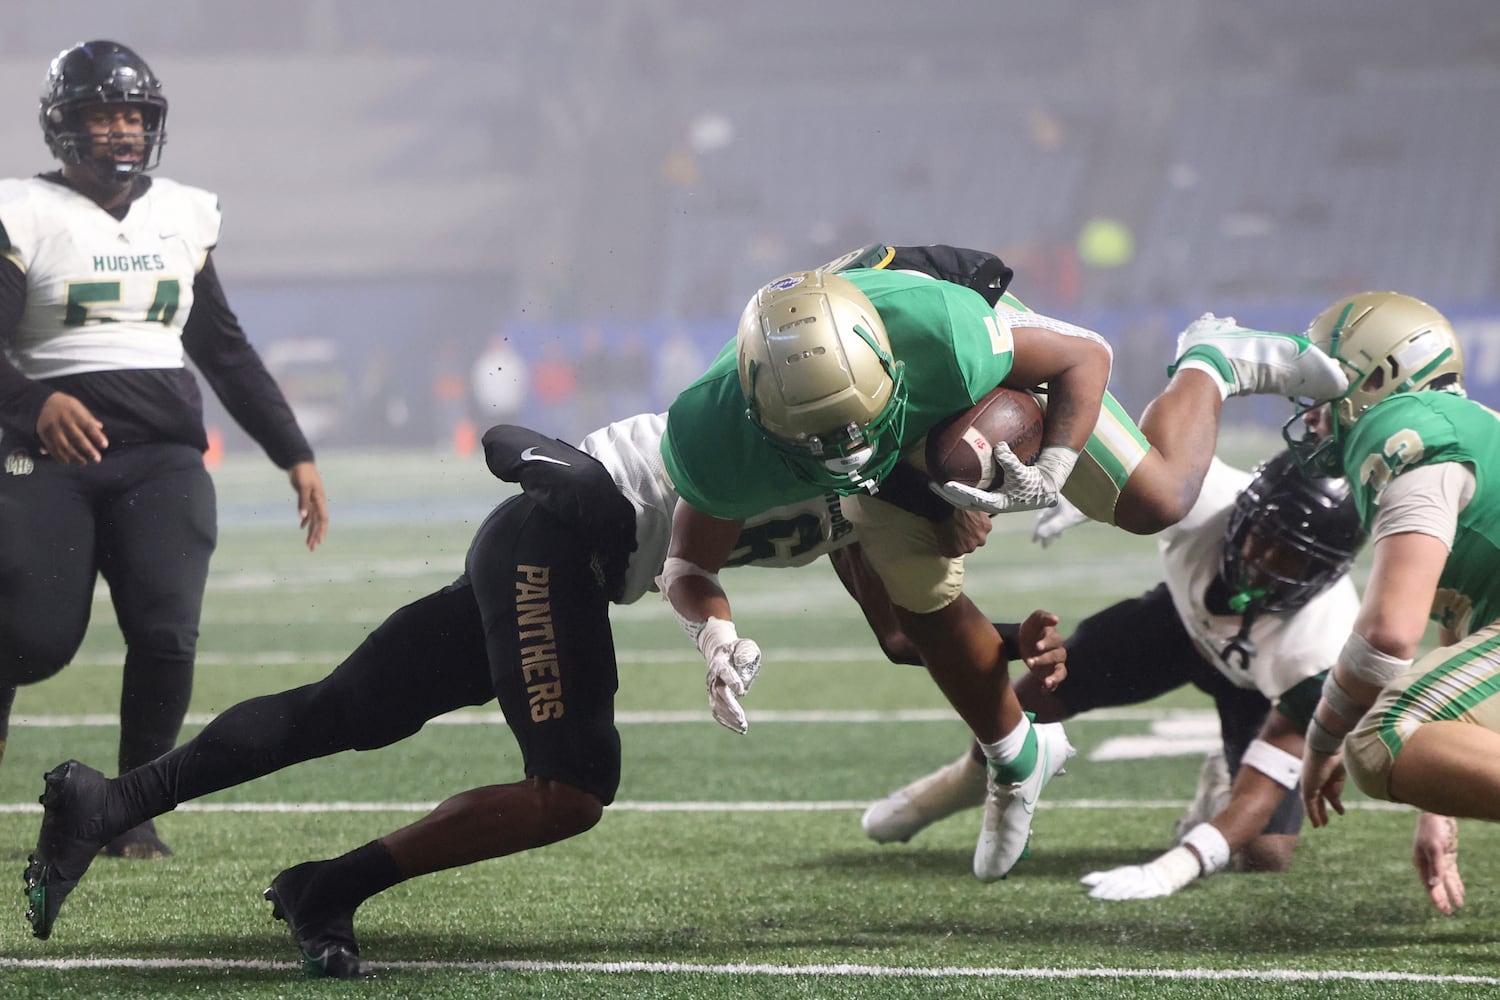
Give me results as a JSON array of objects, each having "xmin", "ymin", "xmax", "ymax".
[
  {"xmin": 579, "ymin": 412, "xmax": 858, "ymax": 605},
  {"xmin": 1159, "ymin": 457, "xmax": 1360, "ymax": 697},
  {"xmin": 0, "ymin": 175, "xmax": 220, "ymax": 377}
]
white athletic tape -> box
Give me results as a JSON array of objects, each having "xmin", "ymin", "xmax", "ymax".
[
  {"xmin": 1339, "ymin": 631, "xmax": 1412, "ymax": 687},
  {"xmin": 1242, "ymin": 738, "xmax": 1301, "ymax": 791}
]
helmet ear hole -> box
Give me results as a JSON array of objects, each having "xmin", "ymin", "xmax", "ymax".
[{"xmin": 1303, "ymin": 291, "xmax": 1464, "ymax": 430}]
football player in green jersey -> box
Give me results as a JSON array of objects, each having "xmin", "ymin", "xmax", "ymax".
[
  {"xmin": 1290, "ymin": 291, "xmax": 1489, "ymax": 916},
  {"xmin": 659, "ymin": 249, "xmax": 1348, "ymax": 880}
]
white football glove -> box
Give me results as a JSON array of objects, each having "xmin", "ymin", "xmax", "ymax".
[
  {"xmin": 1081, "ymin": 824, "xmax": 1229, "ymax": 900},
  {"xmin": 1081, "ymin": 859, "xmax": 1184, "ymax": 900},
  {"xmin": 1031, "ymin": 494, "xmax": 1090, "ymax": 548},
  {"xmin": 697, "ymin": 617, "xmax": 762, "ymax": 735},
  {"xmin": 930, "ymin": 444, "xmax": 1078, "ymax": 516}
]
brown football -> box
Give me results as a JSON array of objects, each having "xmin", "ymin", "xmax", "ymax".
[{"xmin": 925, "ymin": 386, "xmax": 1045, "ymax": 490}]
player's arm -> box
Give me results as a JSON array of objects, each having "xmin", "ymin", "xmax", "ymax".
[
  {"xmin": 931, "ymin": 319, "xmax": 1109, "ymax": 516},
  {"xmin": 826, "ymin": 542, "xmax": 1065, "ymax": 686},
  {"xmin": 1003, "ymin": 321, "xmax": 1110, "ymax": 456},
  {"xmin": 660, "ymin": 500, "xmax": 761, "ymax": 734},
  {"xmin": 0, "ymin": 257, "xmax": 109, "ymax": 463},
  {"xmin": 1084, "ymin": 692, "xmax": 1305, "ymax": 900},
  {"xmin": 1301, "ymin": 530, "xmax": 1444, "ymax": 825},
  {"xmin": 182, "ymin": 254, "xmax": 327, "ymax": 548}
]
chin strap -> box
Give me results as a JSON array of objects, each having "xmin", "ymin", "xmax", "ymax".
[{"xmin": 1220, "ymin": 603, "xmax": 1261, "ymax": 672}]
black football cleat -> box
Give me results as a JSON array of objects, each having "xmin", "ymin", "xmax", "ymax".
[
  {"xmin": 264, "ymin": 863, "xmax": 364, "ymax": 979},
  {"xmin": 23, "ymin": 760, "xmax": 113, "ymax": 940},
  {"xmin": 102, "ymin": 819, "xmax": 174, "ymax": 860}
]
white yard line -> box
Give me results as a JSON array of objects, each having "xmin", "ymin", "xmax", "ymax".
[{"xmin": 0, "ymin": 956, "xmax": 1493, "ymax": 987}]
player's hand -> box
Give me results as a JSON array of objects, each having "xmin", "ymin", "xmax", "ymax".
[
  {"xmin": 1016, "ymin": 609, "xmax": 1066, "ymax": 690},
  {"xmin": 1412, "ymin": 813, "xmax": 1464, "ymax": 915},
  {"xmin": 704, "ymin": 636, "xmax": 761, "ymax": 735},
  {"xmin": 930, "ymin": 443, "xmax": 1074, "ymax": 515},
  {"xmin": 1300, "ymin": 748, "xmax": 1346, "ymax": 828},
  {"xmin": 1081, "ymin": 863, "xmax": 1176, "ymax": 900},
  {"xmin": 36, "ymin": 391, "xmax": 108, "ymax": 465},
  {"xmin": 934, "ymin": 507, "xmax": 992, "ymax": 558},
  {"xmin": 287, "ymin": 460, "xmax": 329, "ymax": 551},
  {"xmin": 1031, "ymin": 495, "xmax": 1090, "ymax": 548}
]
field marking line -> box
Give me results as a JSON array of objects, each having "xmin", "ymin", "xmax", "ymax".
[{"xmin": 0, "ymin": 956, "xmax": 1495, "ymax": 986}]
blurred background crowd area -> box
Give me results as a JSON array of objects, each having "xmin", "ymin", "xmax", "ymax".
[{"xmin": 3, "ymin": 0, "xmax": 1500, "ymax": 451}]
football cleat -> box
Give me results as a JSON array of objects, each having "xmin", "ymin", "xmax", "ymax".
[
  {"xmin": 264, "ymin": 863, "xmax": 364, "ymax": 979},
  {"xmin": 1173, "ymin": 749, "xmax": 1232, "ymax": 845},
  {"xmin": 102, "ymin": 819, "xmax": 174, "ymax": 860},
  {"xmin": 1171, "ymin": 313, "xmax": 1349, "ymax": 399},
  {"xmin": 973, "ymin": 722, "xmax": 1075, "ymax": 882},
  {"xmin": 861, "ymin": 749, "xmax": 987, "ymax": 844},
  {"xmin": 23, "ymin": 760, "xmax": 112, "ymax": 939}
]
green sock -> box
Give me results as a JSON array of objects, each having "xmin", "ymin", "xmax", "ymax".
[{"xmin": 988, "ymin": 717, "xmax": 1039, "ymax": 783}]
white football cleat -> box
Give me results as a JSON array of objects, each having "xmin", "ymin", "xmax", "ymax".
[
  {"xmin": 1172, "ymin": 749, "xmax": 1231, "ymax": 845},
  {"xmin": 973, "ymin": 722, "xmax": 1076, "ymax": 882},
  {"xmin": 1171, "ymin": 312, "xmax": 1349, "ymax": 399},
  {"xmin": 861, "ymin": 750, "xmax": 987, "ymax": 844}
]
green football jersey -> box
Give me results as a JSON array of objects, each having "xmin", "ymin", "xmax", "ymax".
[
  {"xmin": 660, "ymin": 268, "xmax": 1016, "ymax": 520},
  {"xmin": 1342, "ymin": 390, "xmax": 1500, "ymax": 637}
]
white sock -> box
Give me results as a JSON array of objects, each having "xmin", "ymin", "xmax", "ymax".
[
  {"xmin": 1173, "ymin": 357, "xmax": 1234, "ymax": 401},
  {"xmin": 979, "ymin": 714, "xmax": 1033, "ymax": 765}
]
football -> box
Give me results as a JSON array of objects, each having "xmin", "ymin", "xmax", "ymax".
[{"xmin": 924, "ymin": 386, "xmax": 1044, "ymax": 490}]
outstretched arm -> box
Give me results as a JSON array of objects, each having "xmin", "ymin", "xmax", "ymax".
[{"xmin": 661, "ymin": 500, "xmax": 760, "ymax": 734}]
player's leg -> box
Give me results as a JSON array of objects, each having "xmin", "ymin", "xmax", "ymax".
[
  {"xmin": 1171, "ymin": 313, "xmax": 1348, "ymax": 401},
  {"xmin": 841, "ymin": 493, "xmax": 1074, "ymax": 879},
  {"xmin": 382, "ymin": 500, "xmax": 618, "ymax": 871},
  {"xmin": 0, "ymin": 458, "xmax": 101, "ymax": 763},
  {"xmin": 864, "ymin": 584, "xmax": 1195, "ymax": 844},
  {"xmin": 0, "ymin": 683, "xmax": 13, "ymax": 767},
  {"xmin": 1348, "ymin": 624, "xmax": 1500, "ymax": 820},
  {"xmin": 1052, "ymin": 384, "xmax": 1217, "ymax": 535},
  {"xmin": 95, "ymin": 444, "xmax": 216, "ymax": 857},
  {"xmin": 263, "ymin": 499, "xmax": 621, "ymax": 978},
  {"xmin": 1063, "ymin": 313, "xmax": 1347, "ymax": 537},
  {"xmin": 23, "ymin": 580, "xmax": 494, "ymax": 942}
]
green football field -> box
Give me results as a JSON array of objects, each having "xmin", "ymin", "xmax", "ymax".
[{"xmin": 2, "ymin": 443, "xmax": 1497, "ymax": 999}]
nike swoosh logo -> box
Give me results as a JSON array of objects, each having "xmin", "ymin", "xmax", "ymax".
[
  {"xmin": 520, "ymin": 446, "xmax": 570, "ymax": 467},
  {"xmin": 1018, "ymin": 742, "xmax": 1050, "ymax": 814},
  {"xmin": 158, "ymin": 232, "xmax": 177, "ymax": 240}
]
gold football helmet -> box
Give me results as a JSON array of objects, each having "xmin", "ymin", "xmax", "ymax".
[
  {"xmin": 1285, "ymin": 291, "xmax": 1465, "ymax": 474},
  {"xmin": 737, "ymin": 270, "xmax": 907, "ymax": 493}
]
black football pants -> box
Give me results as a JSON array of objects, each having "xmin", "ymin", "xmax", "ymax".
[
  {"xmin": 113, "ymin": 494, "xmax": 626, "ymax": 830},
  {"xmin": 0, "ymin": 442, "xmax": 215, "ymax": 771}
]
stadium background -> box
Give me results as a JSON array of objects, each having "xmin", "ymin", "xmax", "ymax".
[{"xmin": 3, "ymin": 1, "xmax": 1500, "ymax": 451}]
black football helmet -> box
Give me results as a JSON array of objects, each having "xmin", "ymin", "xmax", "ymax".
[
  {"xmin": 1220, "ymin": 450, "xmax": 1366, "ymax": 615},
  {"xmin": 39, "ymin": 40, "xmax": 167, "ymax": 180}
]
